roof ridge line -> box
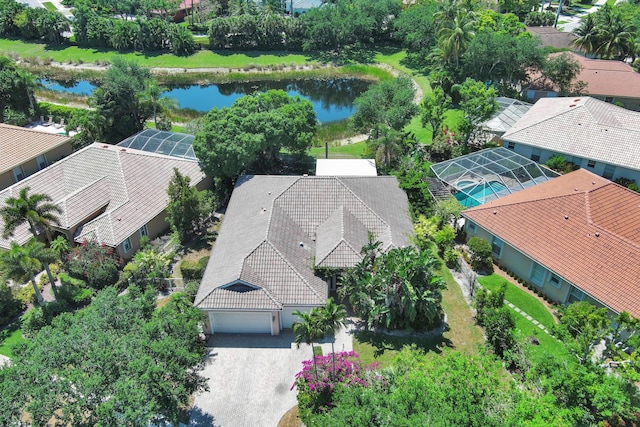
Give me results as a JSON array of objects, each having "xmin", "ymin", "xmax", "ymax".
[
  {"xmin": 336, "ymin": 177, "xmax": 390, "ymax": 230},
  {"xmin": 467, "ymin": 191, "xmax": 587, "ymax": 211},
  {"xmin": 264, "ymin": 240, "xmax": 324, "ymax": 303}
]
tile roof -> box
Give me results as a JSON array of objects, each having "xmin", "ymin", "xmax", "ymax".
[
  {"xmin": 527, "ymin": 26, "xmax": 577, "ymax": 50},
  {"xmin": 195, "ymin": 175, "xmax": 414, "ymax": 310},
  {"xmin": 502, "ymin": 96, "xmax": 640, "ymax": 172},
  {"xmin": 463, "ymin": 169, "xmax": 640, "ymax": 317},
  {"xmin": 0, "ymin": 123, "xmax": 71, "ymax": 174},
  {"xmin": 0, "ymin": 143, "xmax": 205, "ymax": 249}
]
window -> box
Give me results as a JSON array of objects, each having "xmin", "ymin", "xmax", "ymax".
[
  {"xmin": 139, "ymin": 224, "xmax": 149, "ymax": 238},
  {"xmin": 531, "ymin": 148, "xmax": 541, "ymax": 162},
  {"xmin": 506, "ymin": 141, "xmax": 515, "ymax": 150},
  {"xmin": 36, "ymin": 155, "xmax": 48, "ymax": 170},
  {"xmin": 530, "ymin": 262, "xmax": 546, "ymax": 287},
  {"xmin": 587, "ymin": 160, "xmax": 596, "ymax": 168},
  {"xmin": 603, "ymin": 164, "xmax": 616, "ymax": 180},
  {"xmin": 122, "ymin": 237, "xmax": 133, "ymax": 254},
  {"xmin": 549, "ymin": 274, "xmax": 561, "ymax": 288},
  {"xmin": 12, "ymin": 166, "xmax": 25, "ymax": 183},
  {"xmin": 467, "ymin": 221, "xmax": 477, "ymax": 233},
  {"xmin": 491, "ymin": 237, "xmax": 504, "ymax": 258},
  {"xmin": 567, "ymin": 286, "xmax": 585, "ymax": 304}
]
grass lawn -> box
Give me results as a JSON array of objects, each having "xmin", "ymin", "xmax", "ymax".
[
  {"xmin": 0, "ymin": 321, "xmax": 24, "ymax": 358},
  {"xmin": 0, "ymin": 38, "xmax": 312, "ymax": 68},
  {"xmin": 406, "ymin": 116, "xmax": 432, "ymax": 145},
  {"xmin": 308, "ymin": 141, "xmax": 368, "ymax": 159},
  {"xmin": 478, "ymin": 274, "xmax": 556, "ymax": 330},
  {"xmin": 512, "ymin": 309, "xmax": 568, "ymax": 362},
  {"xmin": 354, "ymin": 245, "xmax": 484, "ymax": 367},
  {"xmin": 42, "ymin": 1, "xmax": 57, "ymax": 11},
  {"xmin": 374, "ymin": 49, "xmax": 431, "ymax": 96}
]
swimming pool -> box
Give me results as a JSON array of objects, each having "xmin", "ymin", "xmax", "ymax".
[
  {"xmin": 455, "ymin": 181, "xmax": 508, "ymax": 207},
  {"xmin": 456, "ymin": 179, "xmax": 476, "ymax": 189}
]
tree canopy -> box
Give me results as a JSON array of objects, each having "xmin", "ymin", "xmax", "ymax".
[{"xmin": 0, "ymin": 287, "xmax": 208, "ymax": 426}]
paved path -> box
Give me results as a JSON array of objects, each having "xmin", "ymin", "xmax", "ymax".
[
  {"xmin": 190, "ymin": 321, "xmax": 354, "ymax": 427},
  {"xmin": 556, "ymin": 0, "xmax": 607, "ymax": 33}
]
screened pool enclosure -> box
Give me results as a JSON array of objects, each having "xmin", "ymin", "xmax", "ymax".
[
  {"xmin": 117, "ymin": 129, "xmax": 196, "ymax": 160},
  {"xmin": 430, "ymin": 147, "xmax": 558, "ymax": 207}
]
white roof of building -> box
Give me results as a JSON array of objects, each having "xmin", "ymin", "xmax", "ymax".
[
  {"xmin": 502, "ymin": 97, "xmax": 640, "ymax": 172},
  {"xmin": 316, "ymin": 159, "xmax": 377, "ymax": 176}
]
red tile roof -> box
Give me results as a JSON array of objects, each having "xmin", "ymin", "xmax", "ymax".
[{"xmin": 463, "ymin": 169, "xmax": 640, "ymax": 317}]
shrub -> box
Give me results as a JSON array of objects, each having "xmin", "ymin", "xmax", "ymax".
[
  {"xmin": 468, "ymin": 237, "xmax": 493, "ymax": 273},
  {"xmin": 66, "ymin": 240, "xmax": 122, "ymax": 282},
  {"xmin": 59, "ymin": 272, "xmax": 86, "ymax": 287},
  {"xmin": 15, "ymin": 282, "xmax": 44, "ymax": 305},
  {"xmin": 184, "ymin": 281, "xmax": 200, "ymax": 302},
  {"xmin": 22, "ymin": 300, "xmax": 71, "ymax": 337},
  {"xmin": 444, "ymin": 248, "xmax": 460, "ymax": 270},
  {"xmin": 614, "ymin": 177, "xmax": 640, "ymax": 192},
  {"xmin": 524, "ymin": 11, "xmax": 555, "ymax": 26},
  {"xmin": 414, "ymin": 215, "xmax": 439, "ymax": 249},
  {"xmin": 87, "ymin": 262, "xmax": 119, "ymax": 290},
  {"xmin": 57, "ymin": 284, "xmax": 92, "ymax": 307},
  {"xmin": 434, "ymin": 225, "xmax": 456, "ymax": 254},
  {"xmin": 181, "ymin": 258, "xmax": 207, "ymax": 281},
  {"xmin": 0, "ymin": 283, "xmax": 24, "ymax": 327},
  {"xmin": 546, "ymin": 155, "xmax": 568, "ymax": 172}
]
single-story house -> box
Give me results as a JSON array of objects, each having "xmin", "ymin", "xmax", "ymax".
[
  {"xmin": 194, "ymin": 175, "xmax": 414, "ymax": 335},
  {"xmin": 0, "ymin": 123, "xmax": 72, "ymax": 191},
  {"xmin": 502, "ymin": 96, "xmax": 640, "ymax": 184},
  {"xmin": 0, "ymin": 142, "xmax": 207, "ymax": 258},
  {"xmin": 462, "ymin": 168, "xmax": 640, "ymax": 318},
  {"xmin": 525, "ymin": 52, "xmax": 640, "ymax": 111},
  {"xmin": 315, "ymin": 159, "xmax": 377, "ymax": 176}
]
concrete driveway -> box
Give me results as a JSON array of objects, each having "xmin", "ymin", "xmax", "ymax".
[{"xmin": 189, "ymin": 322, "xmax": 354, "ymax": 427}]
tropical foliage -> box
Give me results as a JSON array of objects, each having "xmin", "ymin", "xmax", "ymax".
[
  {"xmin": 0, "ymin": 287, "xmax": 208, "ymax": 426},
  {"xmin": 166, "ymin": 168, "xmax": 213, "ymax": 244},
  {"xmin": 572, "ymin": 4, "xmax": 637, "ymax": 59},
  {"xmin": 339, "ymin": 244, "xmax": 446, "ymax": 331},
  {"xmin": 0, "ymin": 187, "xmax": 61, "ymax": 243}
]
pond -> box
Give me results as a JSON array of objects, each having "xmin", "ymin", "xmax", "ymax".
[{"xmin": 40, "ymin": 77, "xmax": 370, "ymax": 124}]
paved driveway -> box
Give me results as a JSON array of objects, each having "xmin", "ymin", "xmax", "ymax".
[{"xmin": 189, "ymin": 322, "xmax": 354, "ymax": 427}]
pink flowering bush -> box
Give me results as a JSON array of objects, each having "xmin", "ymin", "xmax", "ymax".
[{"xmin": 293, "ymin": 351, "xmax": 380, "ymax": 416}]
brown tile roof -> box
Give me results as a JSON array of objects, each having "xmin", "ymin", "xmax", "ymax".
[
  {"xmin": 527, "ymin": 26, "xmax": 577, "ymax": 50},
  {"xmin": 0, "ymin": 143, "xmax": 206, "ymax": 249},
  {"xmin": 502, "ymin": 96, "xmax": 640, "ymax": 172},
  {"xmin": 463, "ymin": 169, "xmax": 640, "ymax": 317},
  {"xmin": 0, "ymin": 123, "xmax": 71, "ymax": 174},
  {"xmin": 195, "ymin": 175, "xmax": 414, "ymax": 310}
]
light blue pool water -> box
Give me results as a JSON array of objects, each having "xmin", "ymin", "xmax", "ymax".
[
  {"xmin": 455, "ymin": 181, "xmax": 508, "ymax": 207},
  {"xmin": 456, "ymin": 180, "xmax": 476, "ymax": 189}
]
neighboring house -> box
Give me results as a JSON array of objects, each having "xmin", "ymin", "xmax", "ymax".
[
  {"xmin": 0, "ymin": 123, "xmax": 72, "ymax": 191},
  {"xmin": 525, "ymin": 52, "xmax": 640, "ymax": 111},
  {"xmin": 526, "ymin": 26, "xmax": 577, "ymax": 51},
  {"xmin": 502, "ymin": 96, "xmax": 640, "ymax": 184},
  {"xmin": 0, "ymin": 143, "xmax": 207, "ymax": 258},
  {"xmin": 194, "ymin": 175, "xmax": 414, "ymax": 335},
  {"xmin": 315, "ymin": 159, "xmax": 377, "ymax": 176},
  {"xmin": 474, "ymin": 97, "xmax": 532, "ymax": 145},
  {"xmin": 463, "ymin": 169, "xmax": 640, "ymax": 318}
]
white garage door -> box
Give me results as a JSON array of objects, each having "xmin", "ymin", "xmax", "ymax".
[
  {"xmin": 210, "ymin": 311, "xmax": 271, "ymax": 334},
  {"xmin": 281, "ymin": 307, "xmax": 312, "ymax": 329}
]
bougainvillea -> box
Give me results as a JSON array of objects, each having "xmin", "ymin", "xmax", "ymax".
[{"xmin": 293, "ymin": 351, "xmax": 380, "ymax": 415}]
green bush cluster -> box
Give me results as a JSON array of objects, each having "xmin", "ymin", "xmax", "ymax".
[
  {"xmin": 524, "ymin": 11, "xmax": 556, "ymax": 26},
  {"xmin": 21, "ymin": 299, "xmax": 70, "ymax": 337},
  {"xmin": 614, "ymin": 177, "xmax": 640, "ymax": 192},
  {"xmin": 0, "ymin": 283, "xmax": 24, "ymax": 327},
  {"xmin": 467, "ymin": 237, "xmax": 493, "ymax": 273},
  {"xmin": 180, "ymin": 256, "xmax": 209, "ymax": 281}
]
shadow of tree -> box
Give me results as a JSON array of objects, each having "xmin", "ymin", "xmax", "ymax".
[
  {"xmin": 187, "ymin": 406, "xmax": 217, "ymax": 427},
  {"xmin": 355, "ymin": 327, "xmax": 454, "ymax": 358}
]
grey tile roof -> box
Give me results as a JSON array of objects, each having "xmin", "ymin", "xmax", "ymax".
[
  {"xmin": 0, "ymin": 143, "xmax": 205, "ymax": 249},
  {"xmin": 198, "ymin": 285, "xmax": 281, "ymax": 310},
  {"xmin": 195, "ymin": 175, "xmax": 414, "ymax": 310},
  {"xmin": 503, "ymin": 97, "xmax": 640, "ymax": 172}
]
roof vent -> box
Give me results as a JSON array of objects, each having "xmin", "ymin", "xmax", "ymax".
[
  {"xmin": 564, "ymin": 215, "xmax": 569, "ymax": 220},
  {"xmin": 103, "ymin": 145, "xmax": 109, "ymax": 148},
  {"xmin": 120, "ymin": 148, "xmax": 126, "ymax": 152},
  {"xmin": 574, "ymin": 188, "xmax": 579, "ymax": 191},
  {"xmin": 595, "ymin": 231, "xmax": 600, "ymax": 237},
  {"xmin": 569, "ymin": 104, "xmax": 576, "ymax": 108},
  {"xmin": 303, "ymin": 174, "xmax": 308, "ymax": 177},
  {"xmin": 574, "ymin": 99, "xmax": 580, "ymax": 102},
  {"xmin": 299, "ymin": 242, "xmax": 304, "ymax": 247},
  {"xmin": 493, "ymin": 210, "xmax": 497, "ymax": 215},
  {"xmin": 267, "ymin": 191, "xmax": 271, "ymax": 195},
  {"xmin": 261, "ymin": 207, "xmax": 267, "ymax": 212},
  {"xmin": 592, "ymin": 181, "xmax": 596, "ymax": 185}
]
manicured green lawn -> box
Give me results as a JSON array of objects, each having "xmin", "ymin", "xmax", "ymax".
[
  {"xmin": 308, "ymin": 141, "xmax": 368, "ymax": 159},
  {"xmin": 375, "ymin": 49, "xmax": 431, "ymax": 95},
  {"xmin": 0, "ymin": 38, "xmax": 312, "ymax": 68},
  {"xmin": 512, "ymin": 308, "xmax": 568, "ymax": 362},
  {"xmin": 0, "ymin": 321, "xmax": 24, "ymax": 358},
  {"xmin": 478, "ymin": 274, "xmax": 556, "ymax": 330},
  {"xmin": 42, "ymin": 1, "xmax": 57, "ymax": 11},
  {"xmin": 406, "ymin": 116, "xmax": 432, "ymax": 144}
]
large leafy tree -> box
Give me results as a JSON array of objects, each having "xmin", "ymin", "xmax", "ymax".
[
  {"xmin": 89, "ymin": 57, "xmax": 153, "ymax": 142},
  {"xmin": 193, "ymin": 90, "xmax": 316, "ymax": 188},
  {"xmin": 541, "ymin": 53, "xmax": 587, "ymax": 96},
  {"xmin": 0, "ymin": 186, "xmax": 62, "ymax": 244},
  {"xmin": 0, "ymin": 287, "xmax": 208, "ymax": 425},
  {"xmin": 351, "ymin": 76, "xmax": 417, "ymax": 170},
  {"xmin": 339, "ymin": 245, "xmax": 446, "ymax": 331},
  {"xmin": 166, "ymin": 168, "xmax": 213, "ymax": 244}
]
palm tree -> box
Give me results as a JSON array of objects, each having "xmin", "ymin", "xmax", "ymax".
[
  {"xmin": 0, "ymin": 240, "xmax": 46, "ymax": 305},
  {"xmin": 140, "ymin": 80, "xmax": 178, "ymax": 129},
  {"xmin": 572, "ymin": 14, "xmax": 600, "ymax": 57},
  {"xmin": 0, "ymin": 187, "xmax": 62, "ymax": 244},
  {"xmin": 292, "ymin": 310, "xmax": 324, "ymax": 379},
  {"xmin": 596, "ymin": 12, "xmax": 635, "ymax": 60},
  {"xmin": 437, "ymin": 12, "xmax": 476, "ymax": 67},
  {"xmin": 318, "ymin": 298, "xmax": 347, "ymax": 379}
]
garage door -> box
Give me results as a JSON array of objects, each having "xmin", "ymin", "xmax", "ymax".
[
  {"xmin": 281, "ymin": 307, "xmax": 312, "ymax": 329},
  {"xmin": 210, "ymin": 311, "xmax": 271, "ymax": 334}
]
